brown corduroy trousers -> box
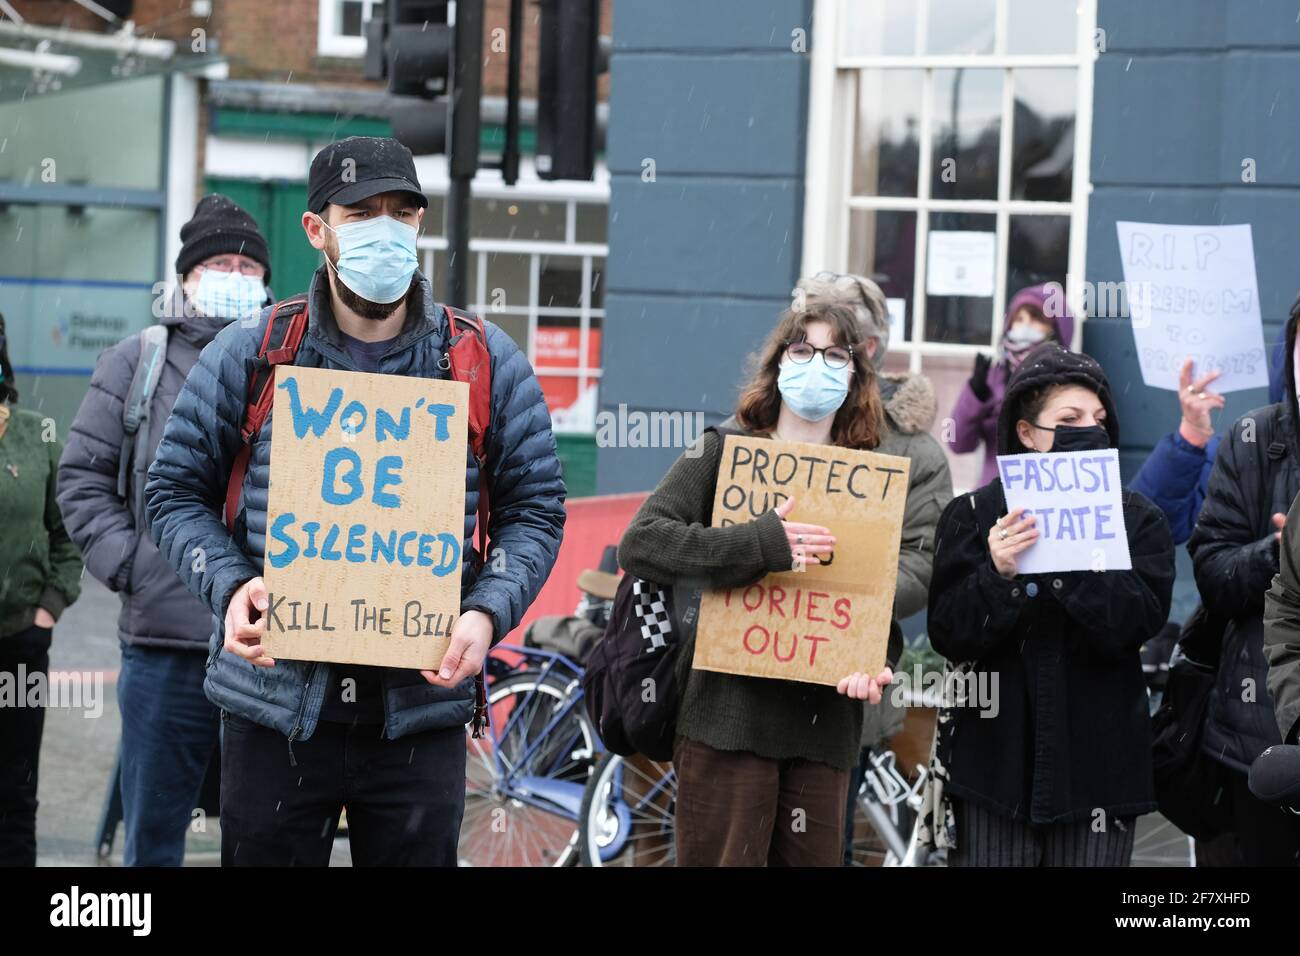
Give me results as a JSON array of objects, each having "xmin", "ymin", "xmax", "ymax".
[{"xmin": 672, "ymin": 736, "xmax": 849, "ymax": 867}]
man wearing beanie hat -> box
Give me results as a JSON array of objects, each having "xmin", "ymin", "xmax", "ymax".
[
  {"xmin": 926, "ymin": 342, "xmax": 1175, "ymax": 866},
  {"xmin": 55, "ymin": 194, "xmax": 273, "ymax": 866},
  {"xmin": 145, "ymin": 137, "xmax": 565, "ymax": 866}
]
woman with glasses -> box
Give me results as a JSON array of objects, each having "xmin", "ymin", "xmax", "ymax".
[
  {"xmin": 617, "ymin": 296, "xmax": 902, "ymax": 866},
  {"xmin": 951, "ymin": 284, "xmax": 1074, "ymax": 486},
  {"xmin": 0, "ymin": 313, "xmax": 83, "ymax": 865}
]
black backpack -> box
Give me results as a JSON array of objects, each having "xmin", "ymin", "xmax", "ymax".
[
  {"xmin": 1150, "ymin": 603, "xmax": 1232, "ymax": 840},
  {"xmin": 581, "ymin": 573, "xmax": 702, "ymax": 761},
  {"xmin": 580, "ymin": 425, "xmax": 737, "ymax": 760}
]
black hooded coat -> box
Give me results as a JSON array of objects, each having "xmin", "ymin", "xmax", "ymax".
[
  {"xmin": 1188, "ymin": 309, "xmax": 1300, "ymax": 772},
  {"xmin": 927, "ymin": 344, "xmax": 1175, "ymax": 824}
]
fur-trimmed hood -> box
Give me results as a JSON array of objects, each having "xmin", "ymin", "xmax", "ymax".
[{"xmin": 879, "ymin": 372, "xmax": 937, "ymax": 436}]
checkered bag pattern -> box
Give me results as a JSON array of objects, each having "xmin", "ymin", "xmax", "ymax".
[{"xmin": 632, "ymin": 579, "xmax": 672, "ymax": 652}]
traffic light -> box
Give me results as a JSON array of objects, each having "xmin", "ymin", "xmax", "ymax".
[
  {"xmin": 535, "ymin": 0, "xmax": 608, "ymax": 181},
  {"xmin": 365, "ymin": 0, "xmax": 484, "ymax": 308},
  {"xmin": 364, "ymin": 0, "xmax": 479, "ymax": 170}
]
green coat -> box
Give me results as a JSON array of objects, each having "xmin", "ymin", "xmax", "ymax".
[
  {"xmin": 1263, "ymin": 488, "xmax": 1300, "ymax": 745},
  {"xmin": 863, "ymin": 373, "xmax": 953, "ymax": 747},
  {"xmin": 0, "ymin": 406, "xmax": 82, "ymax": 637}
]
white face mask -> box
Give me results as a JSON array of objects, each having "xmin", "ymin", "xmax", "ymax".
[
  {"xmin": 1005, "ymin": 323, "xmax": 1048, "ymax": 347},
  {"xmin": 192, "ymin": 269, "xmax": 267, "ymax": 321}
]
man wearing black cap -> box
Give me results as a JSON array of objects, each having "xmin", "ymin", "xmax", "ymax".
[
  {"xmin": 145, "ymin": 137, "xmax": 567, "ymax": 866},
  {"xmin": 56, "ymin": 194, "xmax": 273, "ymax": 866}
]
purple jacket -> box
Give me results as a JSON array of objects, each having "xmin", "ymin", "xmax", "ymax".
[{"xmin": 949, "ymin": 284, "xmax": 1076, "ymax": 486}]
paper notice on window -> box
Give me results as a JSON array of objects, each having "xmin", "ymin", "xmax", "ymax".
[
  {"xmin": 926, "ymin": 231, "xmax": 996, "ymax": 297},
  {"xmin": 1116, "ymin": 221, "xmax": 1268, "ymax": 393},
  {"xmin": 886, "ymin": 298, "xmax": 906, "ymax": 346}
]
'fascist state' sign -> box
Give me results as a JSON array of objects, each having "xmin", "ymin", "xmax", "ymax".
[
  {"xmin": 693, "ymin": 435, "xmax": 910, "ymax": 685},
  {"xmin": 996, "ymin": 448, "xmax": 1131, "ymax": 574},
  {"xmin": 262, "ymin": 365, "xmax": 469, "ymax": 668}
]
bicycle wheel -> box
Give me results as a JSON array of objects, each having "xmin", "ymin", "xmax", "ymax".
[
  {"xmin": 848, "ymin": 777, "xmax": 915, "ymax": 867},
  {"xmin": 579, "ymin": 752, "xmax": 677, "ymax": 867},
  {"xmin": 1130, "ymin": 813, "xmax": 1195, "ymax": 866},
  {"xmin": 459, "ymin": 670, "xmax": 598, "ymax": 867}
]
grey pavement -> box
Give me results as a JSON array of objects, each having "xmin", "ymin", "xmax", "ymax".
[{"xmin": 36, "ymin": 575, "xmax": 352, "ymax": 866}]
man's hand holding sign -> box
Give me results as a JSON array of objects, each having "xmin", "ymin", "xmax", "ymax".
[
  {"xmin": 694, "ymin": 434, "xmax": 910, "ymax": 699},
  {"xmin": 224, "ymin": 364, "xmax": 477, "ymax": 681}
]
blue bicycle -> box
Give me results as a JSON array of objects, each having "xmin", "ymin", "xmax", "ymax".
[
  {"xmin": 459, "ymin": 646, "xmax": 599, "ymax": 867},
  {"xmin": 458, "ymin": 643, "xmax": 679, "ymax": 866}
]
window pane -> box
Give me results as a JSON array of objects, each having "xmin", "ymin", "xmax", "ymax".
[
  {"xmin": 848, "ymin": 209, "xmax": 916, "ymax": 343},
  {"xmin": 1012, "ymin": 69, "xmax": 1076, "ymax": 202},
  {"xmin": 852, "ymin": 70, "xmax": 922, "ymax": 198},
  {"xmin": 478, "ymin": 251, "xmax": 526, "ymax": 311},
  {"xmin": 575, "ymin": 202, "xmax": 607, "ymax": 244},
  {"xmin": 1007, "ymin": 0, "xmax": 1078, "ymax": 55},
  {"xmin": 0, "ymin": 75, "xmax": 164, "ymax": 189},
  {"xmin": 930, "ymin": 69, "xmax": 1002, "ymax": 201},
  {"xmin": 539, "ymin": 256, "xmax": 603, "ymax": 310},
  {"xmin": 926, "ymin": 0, "xmax": 995, "ymax": 55},
  {"xmin": 340, "ymin": 1, "xmax": 363, "ymax": 36},
  {"xmin": 433, "ymin": 249, "xmax": 481, "ymax": 305},
  {"xmin": 840, "ymin": 0, "xmax": 918, "ymax": 57},
  {"xmin": 471, "ymin": 198, "xmax": 567, "ymax": 241},
  {"xmin": 925, "ymin": 211, "xmax": 997, "ymax": 345},
  {"xmin": 1007, "ymin": 214, "xmax": 1069, "ymax": 303}
]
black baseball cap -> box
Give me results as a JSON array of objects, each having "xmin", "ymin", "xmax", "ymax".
[{"xmin": 307, "ymin": 136, "xmax": 429, "ymax": 215}]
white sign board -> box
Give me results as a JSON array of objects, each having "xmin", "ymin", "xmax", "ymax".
[
  {"xmin": 1116, "ymin": 221, "xmax": 1268, "ymax": 393},
  {"xmin": 996, "ymin": 449, "xmax": 1131, "ymax": 574},
  {"xmin": 927, "ymin": 231, "xmax": 996, "ymax": 297}
]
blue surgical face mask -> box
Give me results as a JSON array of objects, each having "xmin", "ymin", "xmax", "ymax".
[
  {"xmin": 192, "ymin": 269, "xmax": 267, "ymax": 322},
  {"xmin": 777, "ymin": 353, "xmax": 852, "ymax": 423},
  {"xmin": 322, "ymin": 215, "xmax": 419, "ymax": 305}
]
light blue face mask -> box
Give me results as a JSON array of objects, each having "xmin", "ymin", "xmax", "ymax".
[
  {"xmin": 777, "ymin": 353, "xmax": 852, "ymax": 422},
  {"xmin": 323, "ymin": 215, "xmax": 420, "ymax": 305},
  {"xmin": 192, "ymin": 269, "xmax": 267, "ymax": 322}
]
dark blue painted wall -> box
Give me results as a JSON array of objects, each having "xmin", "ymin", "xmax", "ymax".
[
  {"xmin": 595, "ymin": 0, "xmax": 813, "ymax": 494},
  {"xmin": 1088, "ymin": 0, "xmax": 1300, "ymax": 620}
]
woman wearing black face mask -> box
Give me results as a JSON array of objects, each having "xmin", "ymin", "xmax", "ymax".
[{"xmin": 924, "ymin": 343, "xmax": 1175, "ymax": 866}]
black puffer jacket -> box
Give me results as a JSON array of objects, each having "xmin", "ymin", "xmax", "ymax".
[
  {"xmin": 928, "ymin": 344, "xmax": 1175, "ymax": 824},
  {"xmin": 1187, "ymin": 314, "xmax": 1300, "ymax": 772}
]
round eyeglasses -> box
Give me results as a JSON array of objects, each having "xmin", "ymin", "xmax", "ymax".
[{"xmin": 785, "ymin": 340, "xmax": 854, "ymax": 370}]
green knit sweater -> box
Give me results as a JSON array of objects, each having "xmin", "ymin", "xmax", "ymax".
[
  {"xmin": 0, "ymin": 406, "xmax": 82, "ymax": 637},
  {"xmin": 618, "ymin": 428, "xmax": 899, "ymax": 771}
]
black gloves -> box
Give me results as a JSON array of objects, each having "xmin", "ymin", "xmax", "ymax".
[{"xmin": 969, "ymin": 352, "xmax": 993, "ymax": 402}]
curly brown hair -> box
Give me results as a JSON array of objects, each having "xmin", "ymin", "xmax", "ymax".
[{"xmin": 735, "ymin": 297, "xmax": 886, "ymax": 450}]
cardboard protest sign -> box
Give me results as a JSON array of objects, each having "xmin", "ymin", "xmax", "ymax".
[
  {"xmin": 261, "ymin": 365, "xmax": 469, "ymax": 668},
  {"xmin": 996, "ymin": 449, "xmax": 1131, "ymax": 574},
  {"xmin": 693, "ymin": 435, "xmax": 910, "ymax": 686},
  {"xmin": 1116, "ymin": 221, "xmax": 1268, "ymax": 393}
]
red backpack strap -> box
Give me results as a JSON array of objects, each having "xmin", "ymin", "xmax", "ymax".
[
  {"xmin": 224, "ymin": 296, "xmax": 310, "ymax": 529},
  {"xmin": 444, "ymin": 306, "xmax": 493, "ymax": 557},
  {"xmin": 444, "ymin": 305, "xmax": 494, "ymax": 739}
]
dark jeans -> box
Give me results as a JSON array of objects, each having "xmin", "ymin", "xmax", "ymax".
[
  {"xmin": 219, "ymin": 711, "xmax": 466, "ymax": 866},
  {"xmin": 117, "ymin": 644, "xmax": 220, "ymax": 866},
  {"xmin": 0, "ymin": 624, "xmax": 51, "ymax": 866},
  {"xmin": 673, "ymin": 735, "xmax": 849, "ymax": 866}
]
